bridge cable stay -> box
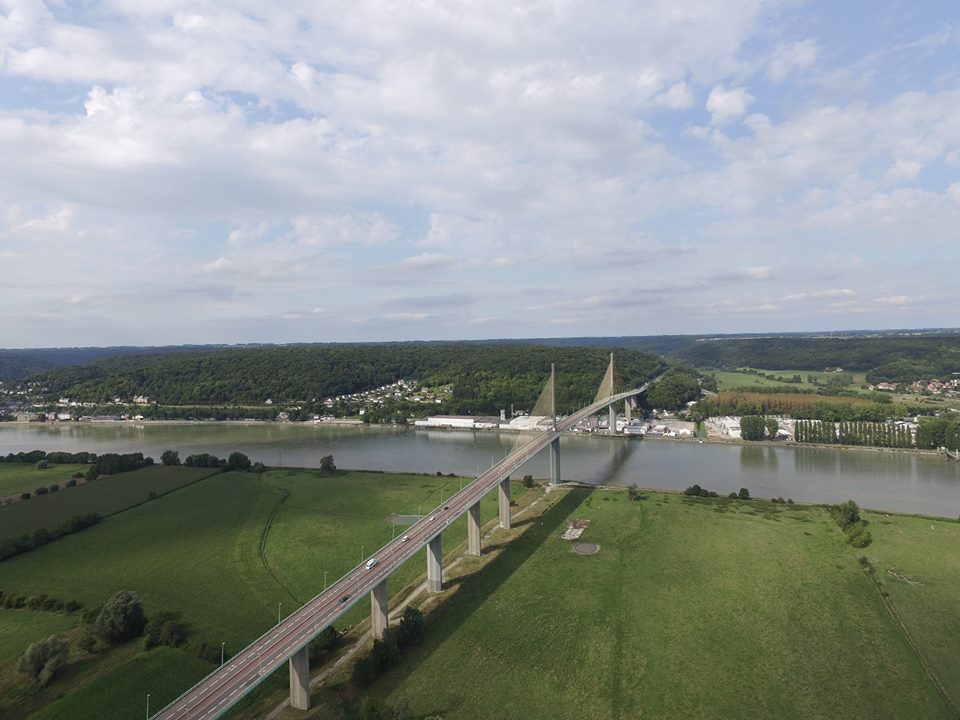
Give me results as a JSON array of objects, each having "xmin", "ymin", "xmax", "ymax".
[
  {"xmin": 507, "ymin": 363, "xmax": 558, "ymax": 455},
  {"xmin": 594, "ymin": 352, "xmax": 617, "ymax": 404}
]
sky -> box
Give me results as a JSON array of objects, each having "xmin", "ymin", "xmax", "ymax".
[{"xmin": 1, "ymin": 0, "xmax": 959, "ymax": 347}]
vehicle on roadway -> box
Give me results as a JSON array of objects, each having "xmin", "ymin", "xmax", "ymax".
[
  {"xmin": 340, "ymin": 594, "xmax": 350, "ymax": 603},
  {"xmin": 443, "ymin": 504, "xmax": 450, "ymax": 510},
  {"xmin": 365, "ymin": 558, "xmax": 378, "ymax": 570},
  {"xmin": 401, "ymin": 535, "xmax": 409, "ymax": 543}
]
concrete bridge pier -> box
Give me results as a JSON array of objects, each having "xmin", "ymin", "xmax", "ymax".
[
  {"xmin": 498, "ymin": 477, "xmax": 511, "ymax": 529},
  {"xmin": 371, "ymin": 579, "xmax": 388, "ymax": 639},
  {"xmin": 427, "ymin": 535, "xmax": 443, "ymax": 592},
  {"xmin": 550, "ymin": 437, "xmax": 561, "ymax": 485},
  {"xmin": 625, "ymin": 398, "xmax": 632, "ymax": 424},
  {"xmin": 608, "ymin": 405, "xmax": 617, "ymax": 436},
  {"xmin": 288, "ymin": 645, "xmax": 311, "ymax": 710},
  {"xmin": 467, "ymin": 502, "xmax": 482, "ymax": 556}
]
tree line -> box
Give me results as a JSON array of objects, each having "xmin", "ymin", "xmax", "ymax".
[
  {"xmin": 794, "ymin": 420, "xmax": 914, "ymax": 448},
  {"xmin": 673, "ymin": 333, "xmax": 960, "ymax": 384}
]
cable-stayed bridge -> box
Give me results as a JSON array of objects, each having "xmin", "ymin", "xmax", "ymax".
[{"xmin": 152, "ymin": 354, "xmax": 658, "ymax": 720}]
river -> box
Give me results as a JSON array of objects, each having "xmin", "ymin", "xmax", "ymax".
[{"xmin": 1, "ymin": 423, "xmax": 959, "ymax": 518}]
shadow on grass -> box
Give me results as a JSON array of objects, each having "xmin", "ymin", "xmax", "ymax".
[{"xmin": 368, "ymin": 488, "xmax": 592, "ymax": 702}]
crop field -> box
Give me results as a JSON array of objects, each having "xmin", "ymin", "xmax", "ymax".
[
  {"xmin": 0, "ymin": 468, "xmax": 503, "ymax": 719},
  {"xmin": 330, "ymin": 488, "xmax": 960, "ymax": 720},
  {"xmin": 0, "ymin": 464, "xmax": 87, "ymax": 499},
  {"xmin": 0, "ymin": 464, "xmax": 218, "ymax": 540}
]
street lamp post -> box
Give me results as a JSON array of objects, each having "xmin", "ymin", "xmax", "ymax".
[
  {"xmin": 221, "ymin": 642, "xmax": 225, "ymax": 667},
  {"xmin": 323, "ymin": 570, "xmax": 327, "ymax": 591},
  {"xmin": 278, "ymin": 602, "xmax": 282, "ymax": 625},
  {"xmin": 146, "ymin": 693, "xmax": 151, "ymax": 720}
]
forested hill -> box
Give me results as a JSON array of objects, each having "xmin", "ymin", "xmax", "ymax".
[
  {"xmin": 27, "ymin": 344, "xmax": 665, "ymax": 413},
  {"xmin": 0, "ymin": 345, "xmax": 231, "ymax": 383},
  {"xmin": 674, "ymin": 335, "xmax": 960, "ymax": 383}
]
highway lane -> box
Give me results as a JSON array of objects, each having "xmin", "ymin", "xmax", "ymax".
[{"xmin": 152, "ymin": 383, "xmax": 652, "ymax": 720}]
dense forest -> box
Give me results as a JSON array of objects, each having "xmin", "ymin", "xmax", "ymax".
[
  {"xmin": 674, "ymin": 334, "xmax": 960, "ymax": 382},
  {"xmin": 27, "ymin": 344, "xmax": 665, "ymax": 416}
]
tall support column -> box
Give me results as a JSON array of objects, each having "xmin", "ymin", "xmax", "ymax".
[
  {"xmin": 608, "ymin": 405, "xmax": 617, "ymax": 436},
  {"xmin": 371, "ymin": 579, "xmax": 388, "ymax": 640},
  {"xmin": 426, "ymin": 535, "xmax": 443, "ymax": 592},
  {"xmin": 289, "ymin": 645, "xmax": 310, "ymax": 710},
  {"xmin": 467, "ymin": 502, "xmax": 482, "ymax": 556},
  {"xmin": 498, "ymin": 477, "xmax": 511, "ymax": 529},
  {"xmin": 550, "ymin": 436, "xmax": 561, "ymax": 485},
  {"xmin": 625, "ymin": 398, "xmax": 632, "ymax": 424}
]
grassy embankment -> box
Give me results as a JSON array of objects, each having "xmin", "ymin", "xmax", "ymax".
[
  {"xmin": 0, "ymin": 468, "xmax": 499, "ymax": 720},
  {"xmin": 0, "ymin": 464, "xmax": 87, "ymax": 500},
  {"xmin": 293, "ymin": 488, "xmax": 960, "ymax": 720}
]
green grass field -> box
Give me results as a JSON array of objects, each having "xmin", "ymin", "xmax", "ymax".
[
  {"xmin": 4, "ymin": 466, "xmax": 958, "ymax": 720},
  {"xmin": 0, "ymin": 465, "xmax": 217, "ymax": 541},
  {"xmin": 29, "ymin": 646, "xmax": 212, "ymax": 720},
  {"xmin": 0, "ymin": 609, "xmax": 77, "ymax": 662},
  {"xmin": 0, "ymin": 464, "xmax": 87, "ymax": 499},
  {"xmin": 334, "ymin": 489, "xmax": 959, "ymax": 720},
  {"xmin": 713, "ymin": 368, "xmax": 868, "ymax": 392},
  {"xmin": 0, "ymin": 468, "xmax": 503, "ymax": 720}
]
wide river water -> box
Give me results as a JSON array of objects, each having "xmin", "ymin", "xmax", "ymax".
[{"xmin": 2, "ymin": 423, "xmax": 959, "ymax": 518}]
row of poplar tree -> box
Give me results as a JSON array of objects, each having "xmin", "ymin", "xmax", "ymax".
[{"xmin": 794, "ymin": 419, "xmax": 914, "ymax": 448}]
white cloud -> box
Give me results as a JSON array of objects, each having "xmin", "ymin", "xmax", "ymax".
[
  {"xmin": 655, "ymin": 81, "xmax": 695, "ymax": 110},
  {"xmin": 767, "ymin": 40, "xmax": 819, "ymax": 83},
  {"xmin": 706, "ymin": 84, "xmax": 755, "ymax": 124}
]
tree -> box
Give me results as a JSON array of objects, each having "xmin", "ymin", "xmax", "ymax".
[
  {"xmin": 95, "ymin": 590, "xmax": 146, "ymax": 645},
  {"xmin": 320, "ymin": 455, "xmax": 336, "ymax": 473},
  {"xmin": 17, "ymin": 635, "xmax": 69, "ymax": 686},
  {"xmin": 738, "ymin": 487, "xmax": 751, "ymax": 500},
  {"xmin": 227, "ymin": 452, "xmax": 251, "ymax": 471},
  {"xmin": 740, "ymin": 416, "xmax": 766, "ymax": 441},
  {"xmin": 160, "ymin": 450, "xmax": 180, "ymax": 466}
]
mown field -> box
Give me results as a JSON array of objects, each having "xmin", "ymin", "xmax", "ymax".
[
  {"xmin": 0, "ymin": 464, "xmax": 218, "ymax": 540},
  {"xmin": 0, "ymin": 464, "xmax": 87, "ymax": 499},
  {"xmin": 0, "ymin": 468, "xmax": 502, "ymax": 720},
  {"xmin": 326, "ymin": 488, "xmax": 960, "ymax": 720}
]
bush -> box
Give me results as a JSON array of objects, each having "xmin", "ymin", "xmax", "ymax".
[
  {"xmin": 34, "ymin": 486, "xmax": 49, "ymax": 496},
  {"xmin": 143, "ymin": 613, "xmax": 188, "ymax": 650},
  {"xmin": 20, "ymin": 492, "xmax": 30, "ymax": 500},
  {"xmin": 738, "ymin": 488, "xmax": 751, "ymax": 500},
  {"xmin": 319, "ymin": 454, "xmax": 336, "ymax": 473},
  {"xmin": 49, "ymin": 484, "xmax": 60, "ymax": 493},
  {"xmin": 160, "ymin": 450, "xmax": 180, "ymax": 466},
  {"xmin": 65, "ymin": 479, "xmax": 77, "ymax": 488},
  {"xmin": 77, "ymin": 628, "xmax": 100, "ymax": 654},
  {"xmin": 17, "ymin": 635, "xmax": 69, "ymax": 686},
  {"xmin": 95, "ymin": 591, "xmax": 146, "ymax": 645},
  {"xmin": 683, "ymin": 484, "xmax": 702, "ymax": 496},
  {"xmin": 36, "ymin": 460, "xmax": 48, "ymax": 470},
  {"xmin": 227, "ymin": 452, "xmax": 251, "ymax": 471},
  {"xmin": 522, "ymin": 475, "xmax": 535, "ymax": 488},
  {"xmin": 728, "ymin": 491, "xmax": 738, "ymax": 499}
]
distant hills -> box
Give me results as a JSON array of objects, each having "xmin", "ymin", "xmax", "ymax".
[{"xmin": 3, "ymin": 328, "xmax": 959, "ymax": 392}]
